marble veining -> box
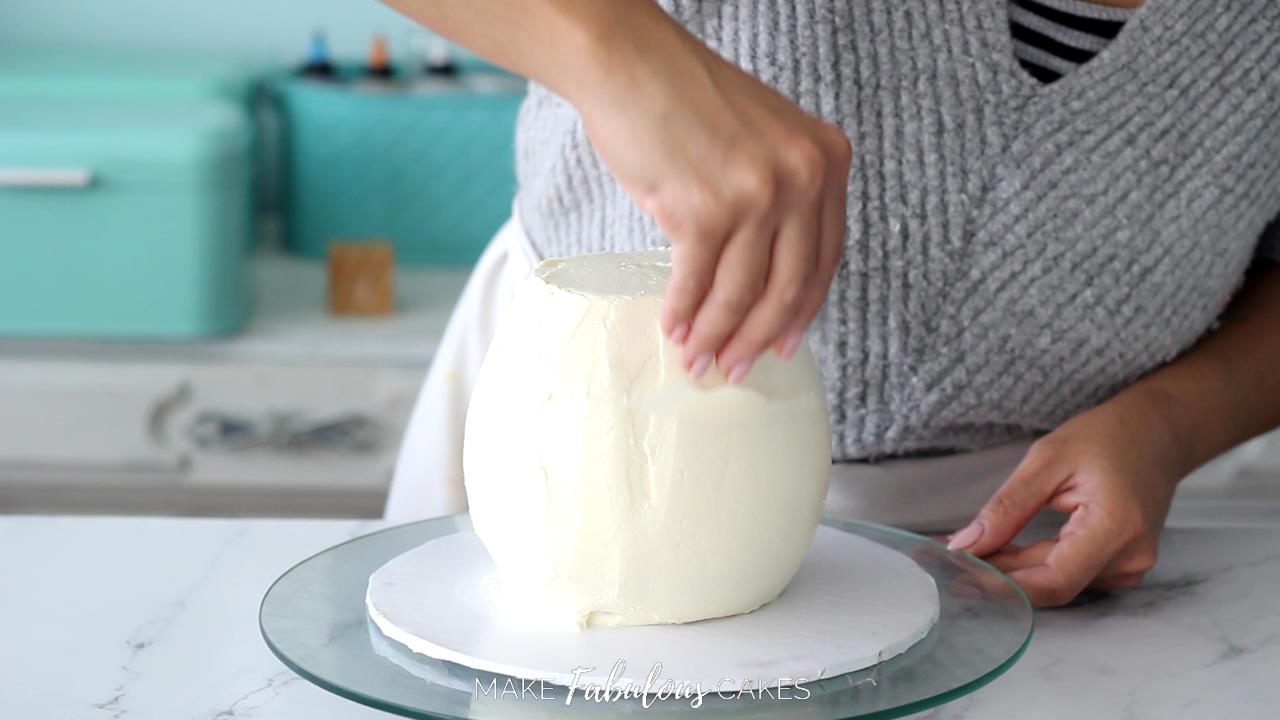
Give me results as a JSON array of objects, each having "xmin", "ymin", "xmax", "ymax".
[
  {"xmin": 207, "ymin": 669, "xmax": 302, "ymax": 720},
  {"xmin": 1, "ymin": 517, "xmax": 1276, "ymax": 719},
  {"xmin": 93, "ymin": 524, "xmax": 251, "ymax": 720}
]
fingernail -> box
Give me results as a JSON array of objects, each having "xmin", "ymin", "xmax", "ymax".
[
  {"xmin": 669, "ymin": 322, "xmax": 690, "ymax": 346},
  {"xmin": 947, "ymin": 520, "xmax": 984, "ymax": 551},
  {"xmin": 689, "ymin": 353, "xmax": 713, "ymax": 379},
  {"xmin": 780, "ymin": 331, "xmax": 804, "ymax": 360},
  {"xmin": 727, "ymin": 360, "xmax": 753, "ymax": 384}
]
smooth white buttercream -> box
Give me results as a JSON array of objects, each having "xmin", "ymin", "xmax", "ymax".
[{"xmin": 463, "ymin": 250, "xmax": 832, "ymax": 628}]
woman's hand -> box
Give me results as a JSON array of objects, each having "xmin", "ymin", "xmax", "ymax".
[
  {"xmin": 572, "ymin": 11, "xmax": 852, "ymax": 381},
  {"xmin": 947, "ymin": 390, "xmax": 1188, "ymax": 606},
  {"xmin": 380, "ymin": 0, "xmax": 851, "ymax": 380}
]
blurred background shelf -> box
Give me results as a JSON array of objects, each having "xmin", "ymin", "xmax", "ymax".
[
  {"xmin": 0, "ymin": 250, "xmax": 469, "ymax": 368},
  {"xmin": 0, "ymin": 12, "xmax": 511, "ymax": 519},
  {"xmin": 0, "ymin": 252, "xmax": 470, "ymax": 518}
]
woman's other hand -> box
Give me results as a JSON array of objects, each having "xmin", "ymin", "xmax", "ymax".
[
  {"xmin": 946, "ymin": 391, "xmax": 1188, "ymax": 606},
  {"xmin": 570, "ymin": 8, "xmax": 852, "ymax": 381}
]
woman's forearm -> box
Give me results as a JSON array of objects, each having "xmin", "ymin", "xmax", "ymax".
[
  {"xmin": 380, "ymin": 0, "xmax": 679, "ymax": 106},
  {"xmin": 1119, "ymin": 260, "xmax": 1280, "ymax": 477}
]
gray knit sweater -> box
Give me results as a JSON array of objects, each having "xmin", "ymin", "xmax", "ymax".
[{"xmin": 514, "ymin": 0, "xmax": 1280, "ymax": 460}]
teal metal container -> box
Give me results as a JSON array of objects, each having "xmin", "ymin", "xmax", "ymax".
[
  {"xmin": 0, "ymin": 51, "xmax": 264, "ymax": 249},
  {"xmin": 0, "ymin": 51, "xmax": 258, "ymax": 106},
  {"xmin": 279, "ymin": 72, "xmax": 525, "ymax": 266},
  {"xmin": 0, "ymin": 100, "xmax": 253, "ymax": 338}
]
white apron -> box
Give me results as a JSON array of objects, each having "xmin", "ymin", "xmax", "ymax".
[{"xmin": 385, "ymin": 212, "xmax": 1032, "ymax": 533}]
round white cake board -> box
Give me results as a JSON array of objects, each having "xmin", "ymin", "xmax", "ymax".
[{"xmin": 366, "ymin": 526, "xmax": 939, "ymax": 691}]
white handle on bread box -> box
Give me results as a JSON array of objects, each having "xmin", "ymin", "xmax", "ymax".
[{"xmin": 0, "ymin": 168, "xmax": 94, "ymax": 189}]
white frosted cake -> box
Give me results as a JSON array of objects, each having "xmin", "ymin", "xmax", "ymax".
[{"xmin": 463, "ymin": 250, "xmax": 832, "ymax": 629}]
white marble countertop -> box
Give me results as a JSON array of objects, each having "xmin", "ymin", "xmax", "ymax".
[{"xmin": 2, "ymin": 515, "xmax": 1276, "ymax": 720}]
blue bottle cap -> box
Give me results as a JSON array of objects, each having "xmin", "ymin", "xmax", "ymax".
[{"xmin": 308, "ymin": 31, "xmax": 330, "ymax": 64}]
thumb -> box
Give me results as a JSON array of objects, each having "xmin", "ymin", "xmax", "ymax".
[{"xmin": 948, "ymin": 444, "xmax": 1067, "ymax": 555}]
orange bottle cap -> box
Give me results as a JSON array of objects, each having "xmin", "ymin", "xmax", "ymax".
[{"xmin": 369, "ymin": 34, "xmax": 390, "ymax": 71}]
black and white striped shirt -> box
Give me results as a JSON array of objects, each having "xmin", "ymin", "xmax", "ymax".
[{"xmin": 1008, "ymin": 0, "xmax": 1136, "ymax": 83}]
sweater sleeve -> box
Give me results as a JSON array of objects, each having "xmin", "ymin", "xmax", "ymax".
[{"xmin": 1258, "ymin": 212, "xmax": 1280, "ymax": 262}]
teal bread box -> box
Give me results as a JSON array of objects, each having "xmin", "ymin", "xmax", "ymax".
[
  {"xmin": 279, "ymin": 72, "xmax": 525, "ymax": 266},
  {"xmin": 0, "ymin": 51, "xmax": 258, "ymax": 106},
  {"xmin": 0, "ymin": 100, "xmax": 253, "ymax": 338}
]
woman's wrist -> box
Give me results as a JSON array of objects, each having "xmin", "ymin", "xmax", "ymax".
[
  {"xmin": 1107, "ymin": 263, "xmax": 1280, "ymax": 484},
  {"xmin": 1106, "ymin": 381, "xmax": 1221, "ymax": 483},
  {"xmin": 550, "ymin": 1, "xmax": 710, "ymax": 119},
  {"xmin": 535, "ymin": 1, "xmax": 675, "ymax": 109}
]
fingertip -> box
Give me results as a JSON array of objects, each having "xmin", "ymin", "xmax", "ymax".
[
  {"xmin": 681, "ymin": 340, "xmax": 700, "ymax": 368},
  {"xmin": 947, "ymin": 579, "xmax": 984, "ymax": 600},
  {"xmin": 1008, "ymin": 568, "xmax": 1072, "ymax": 608},
  {"xmin": 660, "ymin": 296, "xmax": 690, "ymax": 335},
  {"xmin": 669, "ymin": 321, "xmax": 690, "ymax": 346},
  {"xmin": 660, "ymin": 293, "xmax": 701, "ymax": 348},
  {"xmin": 947, "ymin": 520, "xmax": 985, "ymax": 552},
  {"xmin": 726, "ymin": 358, "xmax": 754, "ymax": 384},
  {"xmin": 771, "ymin": 329, "xmax": 797, "ymax": 358},
  {"xmin": 688, "ymin": 352, "xmax": 714, "ymax": 379},
  {"xmin": 780, "ymin": 330, "xmax": 804, "ymax": 359}
]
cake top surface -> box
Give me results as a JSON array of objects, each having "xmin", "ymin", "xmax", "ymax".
[{"xmin": 534, "ymin": 249, "xmax": 670, "ymax": 299}]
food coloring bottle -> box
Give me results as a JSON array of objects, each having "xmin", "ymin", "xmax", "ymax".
[
  {"xmin": 365, "ymin": 34, "xmax": 395, "ymax": 80},
  {"xmin": 300, "ymin": 30, "xmax": 336, "ymax": 79},
  {"xmin": 424, "ymin": 36, "xmax": 458, "ymax": 78}
]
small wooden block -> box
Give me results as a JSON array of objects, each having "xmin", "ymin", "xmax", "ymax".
[{"xmin": 328, "ymin": 241, "xmax": 396, "ymax": 315}]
